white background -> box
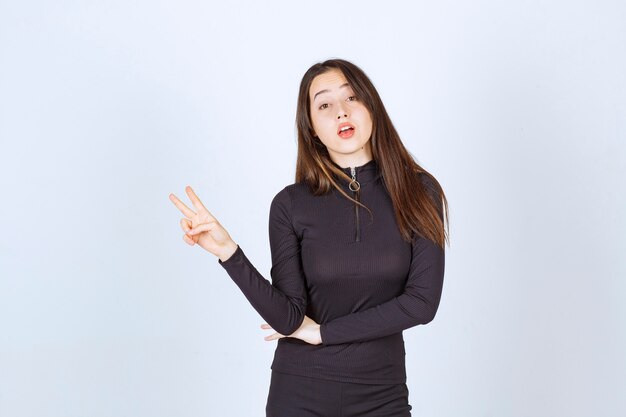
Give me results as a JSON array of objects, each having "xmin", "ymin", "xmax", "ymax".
[{"xmin": 1, "ymin": 1, "xmax": 624, "ymax": 416}]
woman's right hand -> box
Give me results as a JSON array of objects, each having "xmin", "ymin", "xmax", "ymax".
[{"xmin": 169, "ymin": 185, "xmax": 238, "ymax": 262}]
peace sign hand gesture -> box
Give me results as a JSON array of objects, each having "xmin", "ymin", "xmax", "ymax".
[{"xmin": 169, "ymin": 185, "xmax": 238, "ymax": 262}]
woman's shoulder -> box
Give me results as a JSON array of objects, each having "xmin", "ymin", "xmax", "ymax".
[
  {"xmin": 417, "ymin": 171, "xmax": 441, "ymax": 196},
  {"xmin": 274, "ymin": 181, "xmax": 318, "ymax": 199},
  {"xmin": 270, "ymin": 182, "xmax": 310, "ymax": 208},
  {"xmin": 416, "ymin": 170, "xmax": 444, "ymax": 219},
  {"xmin": 273, "ymin": 182, "xmax": 307, "ymax": 197}
]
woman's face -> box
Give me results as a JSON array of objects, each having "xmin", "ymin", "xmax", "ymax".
[{"xmin": 309, "ymin": 69, "xmax": 373, "ymax": 166}]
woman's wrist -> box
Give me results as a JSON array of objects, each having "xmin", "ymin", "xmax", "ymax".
[{"xmin": 218, "ymin": 240, "xmax": 238, "ymax": 262}]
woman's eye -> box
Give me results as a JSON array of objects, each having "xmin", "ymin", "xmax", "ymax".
[{"xmin": 318, "ymin": 96, "xmax": 356, "ymax": 110}]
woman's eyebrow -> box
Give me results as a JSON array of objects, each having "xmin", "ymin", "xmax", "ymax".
[{"xmin": 313, "ymin": 83, "xmax": 350, "ymax": 101}]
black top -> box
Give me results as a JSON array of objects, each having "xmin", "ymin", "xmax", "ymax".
[{"xmin": 218, "ymin": 158, "xmax": 445, "ymax": 384}]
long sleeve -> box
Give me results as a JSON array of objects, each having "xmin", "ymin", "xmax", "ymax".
[
  {"xmin": 319, "ymin": 175, "xmax": 446, "ymax": 346},
  {"xmin": 218, "ymin": 186, "xmax": 308, "ymax": 336},
  {"xmin": 319, "ymin": 235, "xmax": 444, "ymax": 345}
]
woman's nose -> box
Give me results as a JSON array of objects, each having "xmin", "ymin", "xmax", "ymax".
[{"xmin": 336, "ymin": 103, "xmax": 349, "ymax": 119}]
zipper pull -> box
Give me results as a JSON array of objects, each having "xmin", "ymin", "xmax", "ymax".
[{"xmin": 349, "ymin": 167, "xmax": 360, "ymax": 192}]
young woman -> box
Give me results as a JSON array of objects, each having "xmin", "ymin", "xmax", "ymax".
[{"xmin": 169, "ymin": 58, "xmax": 448, "ymax": 417}]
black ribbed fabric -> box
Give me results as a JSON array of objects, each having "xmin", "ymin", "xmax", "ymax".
[{"xmin": 218, "ymin": 158, "xmax": 445, "ymax": 384}]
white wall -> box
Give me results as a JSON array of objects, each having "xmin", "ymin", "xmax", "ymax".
[{"xmin": 1, "ymin": 1, "xmax": 624, "ymax": 416}]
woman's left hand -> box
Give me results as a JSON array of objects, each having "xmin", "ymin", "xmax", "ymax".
[{"xmin": 261, "ymin": 315, "xmax": 322, "ymax": 345}]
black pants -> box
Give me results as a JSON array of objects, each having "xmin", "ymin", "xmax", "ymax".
[{"xmin": 265, "ymin": 371, "xmax": 412, "ymax": 417}]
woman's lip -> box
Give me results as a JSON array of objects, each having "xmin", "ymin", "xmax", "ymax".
[
  {"xmin": 338, "ymin": 128, "xmax": 355, "ymax": 139},
  {"xmin": 337, "ymin": 122, "xmax": 356, "ymax": 134}
]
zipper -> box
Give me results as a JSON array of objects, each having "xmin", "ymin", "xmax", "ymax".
[{"xmin": 349, "ymin": 167, "xmax": 361, "ymax": 242}]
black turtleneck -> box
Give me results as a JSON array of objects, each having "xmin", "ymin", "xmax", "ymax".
[{"xmin": 218, "ymin": 158, "xmax": 445, "ymax": 384}]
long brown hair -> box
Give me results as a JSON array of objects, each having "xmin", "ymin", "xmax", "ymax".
[{"xmin": 294, "ymin": 58, "xmax": 449, "ymax": 248}]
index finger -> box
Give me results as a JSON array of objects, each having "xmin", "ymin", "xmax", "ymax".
[{"xmin": 169, "ymin": 193, "xmax": 196, "ymax": 218}]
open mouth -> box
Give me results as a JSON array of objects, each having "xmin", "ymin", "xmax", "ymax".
[{"xmin": 337, "ymin": 124, "xmax": 355, "ymax": 139}]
